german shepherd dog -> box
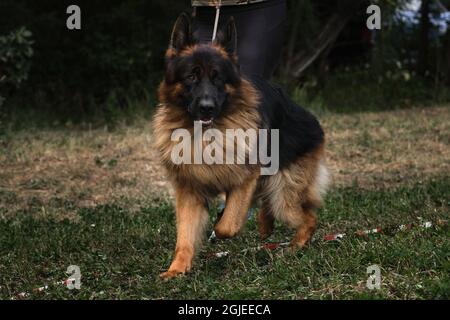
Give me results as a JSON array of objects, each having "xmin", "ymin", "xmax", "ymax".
[{"xmin": 153, "ymin": 13, "xmax": 329, "ymax": 279}]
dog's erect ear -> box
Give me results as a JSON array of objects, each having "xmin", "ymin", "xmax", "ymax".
[
  {"xmin": 169, "ymin": 13, "xmax": 193, "ymax": 52},
  {"xmin": 214, "ymin": 17, "xmax": 237, "ymax": 56}
]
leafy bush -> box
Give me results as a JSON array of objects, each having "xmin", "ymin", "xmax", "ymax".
[
  {"xmin": 0, "ymin": 27, "xmax": 33, "ymax": 106},
  {"xmin": 0, "ymin": 0, "xmax": 189, "ymax": 125},
  {"xmin": 0, "ymin": 27, "xmax": 33, "ymax": 134},
  {"xmin": 292, "ymin": 65, "xmax": 450, "ymax": 113}
]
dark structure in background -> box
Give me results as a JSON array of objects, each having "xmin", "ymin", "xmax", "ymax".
[
  {"xmin": 0, "ymin": 0, "xmax": 188, "ymax": 120},
  {"xmin": 0, "ymin": 0, "xmax": 449, "ymax": 125}
]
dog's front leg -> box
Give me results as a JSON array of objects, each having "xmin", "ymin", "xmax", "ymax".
[
  {"xmin": 214, "ymin": 175, "xmax": 258, "ymax": 239},
  {"xmin": 160, "ymin": 186, "xmax": 208, "ymax": 280}
]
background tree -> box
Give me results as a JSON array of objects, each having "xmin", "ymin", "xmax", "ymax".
[{"xmin": 0, "ymin": 0, "xmax": 448, "ymax": 126}]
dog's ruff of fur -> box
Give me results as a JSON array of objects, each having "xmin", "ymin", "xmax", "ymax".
[{"xmin": 153, "ymin": 14, "xmax": 329, "ymax": 280}]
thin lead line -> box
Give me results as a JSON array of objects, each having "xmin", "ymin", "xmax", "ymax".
[{"xmin": 211, "ymin": 0, "xmax": 222, "ymax": 42}]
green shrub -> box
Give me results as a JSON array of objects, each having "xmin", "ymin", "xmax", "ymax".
[
  {"xmin": 0, "ymin": 27, "xmax": 33, "ymax": 134},
  {"xmin": 0, "ymin": 0, "xmax": 188, "ymax": 125},
  {"xmin": 0, "ymin": 27, "xmax": 33, "ymax": 105},
  {"xmin": 291, "ymin": 66, "xmax": 450, "ymax": 113}
]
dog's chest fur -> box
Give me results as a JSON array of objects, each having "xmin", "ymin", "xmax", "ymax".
[{"xmin": 152, "ymin": 85, "xmax": 261, "ymax": 194}]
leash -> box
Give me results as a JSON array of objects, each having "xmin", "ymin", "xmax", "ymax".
[
  {"xmin": 207, "ymin": 218, "xmax": 448, "ymax": 259},
  {"xmin": 211, "ymin": 0, "xmax": 222, "ymax": 42},
  {"xmin": 11, "ymin": 218, "xmax": 447, "ymax": 298}
]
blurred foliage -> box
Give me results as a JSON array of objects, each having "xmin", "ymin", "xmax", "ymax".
[
  {"xmin": 284, "ymin": 0, "xmax": 450, "ymax": 113},
  {"xmin": 0, "ymin": 27, "xmax": 34, "ymax": 100},
  {"xmin": 0, "ymin": 0, "xmax": 189, "ymax": 126},
  {"xmin": 0, "ymin": 27, "xmax": 34, "ymax": 134},
  {"xmin": 292, "ymin": 66, "xmax": 450, "ymax": 115},
  {"xmin": 0, "ymin": 0, "xmax": 449, "ymax": 128}
]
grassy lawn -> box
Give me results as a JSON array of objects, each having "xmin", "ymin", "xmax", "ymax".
[
  {"xmin": 0, "ymin": 106, "xmax": 449, "ymax": 299},
  {"xmin": 0, "ymin": 178, "xmax": 448, "ymax": 299}
]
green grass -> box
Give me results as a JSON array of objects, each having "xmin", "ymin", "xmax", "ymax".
[
  {"xmin": 0, "ymin": 177, "xmax": 448, "ymax": 300},
  {"xmin": 288, "ymin": 68, "xmax": 450, "ymax": 115}
]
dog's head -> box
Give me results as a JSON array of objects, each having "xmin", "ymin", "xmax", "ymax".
[{"xmin": 159, "ymin": 13, "xmax": 241, "ymax": 126}]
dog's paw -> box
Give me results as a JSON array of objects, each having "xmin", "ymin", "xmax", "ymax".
[
  {"xmin": 159, "ymin": 269, "xmax": 185, "ymax": 281},
  {"xmin": 288, "ymin": 240, "xmax": 309, "ymax": 251},
  {"xmin": 259, "ymin": 230, "xmax": 273, "ymax": 240},
  {"xmin": 258, "ymin": 223, "xmax": 274, "ymax": 240},
  {"xmin": 214, "ymin": 223, "xmax": 239, "ymax": 239}
]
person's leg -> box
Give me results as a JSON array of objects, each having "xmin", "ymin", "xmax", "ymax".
[
  {"xmin": 232, "ymin": 0, "xmax": 286, "ymax": 78},
  {"xmin": 192, "ymin": 0, "xmax": 286, "ymax": 79}
]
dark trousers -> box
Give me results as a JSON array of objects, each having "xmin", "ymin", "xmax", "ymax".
[{"xmin": 192, "ymin": 0, "xmax": 287, "ymax": 79}]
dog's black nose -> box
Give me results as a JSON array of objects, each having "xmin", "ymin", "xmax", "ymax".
[{"xmin": 199, "ymin": 99, "xmax": 215, "ymax": 116}]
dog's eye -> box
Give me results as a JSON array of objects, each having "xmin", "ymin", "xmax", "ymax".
[
  {"xmin": 186, "ymin": 74, "xmax": 197, "ymax": 82},
  {"xmin": 210, "ymin": 69, "xmax": 218, "ymax": 79}
]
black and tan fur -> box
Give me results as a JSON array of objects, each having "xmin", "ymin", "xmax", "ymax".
[{"xmin": 153, "ymin": 14, "xmax": 329, "ymax": 279}]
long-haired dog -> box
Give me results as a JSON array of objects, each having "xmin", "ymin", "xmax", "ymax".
[{"xmin": 153, "ymin": 13, "xmax": 329, "ymax": 279}]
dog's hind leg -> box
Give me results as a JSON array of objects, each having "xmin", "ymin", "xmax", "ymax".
[
  {"xmin": 290, "ymin": 162, "xmax": 328, "ymax": 248},
  {"xmin": 214, "ymin": 175, "xmax": 258, "ymax": 239},
  {"xmin": 290, "ymin": 203, "xmax": 317, "ymax": 248},
  {"xmin": 257, "ymin": 205, "xmax": 275, "ymax": 240},
  {"xmin": 160, "ymin": 186, "xmax": 208, "ymax": 280},
  {"xmin": 267, "ymin": 183, "xmax": 320, "ymax": 248}
]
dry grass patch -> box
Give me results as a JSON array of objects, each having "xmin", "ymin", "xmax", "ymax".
[
  {"xmin": 0, "ymin": 125, "xmax": 168, "ymax": 218},
  {"xmin": 0, "ymin": 105, "xmax": 449, "ymax": 217},
  {"xmin": 324, "ymin": 105, "xmax": 450, "ymax": 188}
]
